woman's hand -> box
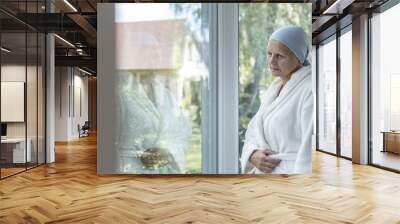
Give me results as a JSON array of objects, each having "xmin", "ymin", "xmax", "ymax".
[{"xmin": 249, "ymin": 149, "xmax": 281, "ymax": 173}]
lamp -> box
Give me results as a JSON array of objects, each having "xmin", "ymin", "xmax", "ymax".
[
  {"xmin": 1, "ymin": 47, "xmax": 11, "ymax": 53},
  {"xmin": 63, "ymin": 0, "xmax": 78, "ymax": 12},
  {"xmin": 54, "ymin": 34, "xmax": 75, "ymax": 48}
]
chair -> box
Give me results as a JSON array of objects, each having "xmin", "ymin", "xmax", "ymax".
[{"xmin": 78, "ymin": 121, "xmax": 90, "ymax": 138}]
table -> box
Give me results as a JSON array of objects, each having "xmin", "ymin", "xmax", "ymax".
[
  {"xmin": 1, "ymin": 138, "xmax": 31, "ymax": 164},
  {"xmin": 381, "ymin": 131, "xmax": 400, "ymax": 155}
]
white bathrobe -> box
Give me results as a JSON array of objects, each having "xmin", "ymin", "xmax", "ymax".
[{"xmin": 240, "ymin": 65, "xmax": 313, "ymax": 174}]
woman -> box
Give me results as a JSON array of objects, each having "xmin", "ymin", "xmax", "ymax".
[{"xmin": 240, "ymin": 26, "xmax": 313, "ymax": 174}]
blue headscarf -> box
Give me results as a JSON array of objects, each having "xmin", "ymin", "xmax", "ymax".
[{"xmin": 269, "ymin": 26, "xmax": 310, "ymax": 66}]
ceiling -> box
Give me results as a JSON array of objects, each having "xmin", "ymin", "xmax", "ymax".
[
  {"xmin": 1, "ymin": 0, "xmax": 98, "ymax": 74},
  {"xmin": 312, "ymin": 0, "xmax": 390, "ymax": 44}
]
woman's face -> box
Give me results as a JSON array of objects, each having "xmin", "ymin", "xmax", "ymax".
[{"xmin": 267, "ymin": 40, "xmax": 302, "ymax": 81}]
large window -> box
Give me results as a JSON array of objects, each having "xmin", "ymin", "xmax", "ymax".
[
  {"xmin": 316, "ymin": 27, "xmax": 353, "ymax": 160},
  {"xmin": 99, "ymin": 3, "xmax": 312, "ymax": 174},
  {"xmin": 371, "ymin": 3, "xmax": 400, "ymax": 171},
  {"xmin": 317, "ymin": 37, "xmax": 337, "ymax": 154},
  {"xmin": 339, "ymin": 28, "xmax": 352, "ymax": 158}
]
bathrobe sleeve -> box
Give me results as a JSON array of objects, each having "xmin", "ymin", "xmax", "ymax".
[
  {"xmin": 240, "ymin": 89, "xmax": 272, "ymax": 174},
  {"xmin": 293, "ymin": 91, "xmax": 314, "ymax": 174},
  {"xmin": 240, "ymin": 111, "xmax": 262, "ymax": 174}
]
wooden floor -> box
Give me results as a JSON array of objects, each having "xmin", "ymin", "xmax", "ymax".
[
  {"xmin": 1, "ymin": 163, "xmax": 45, "ymax": 178},
  {"xmin": 1, "ymin": 135, "xmax": 400, "ymax": 223},
  {"xmin": 372, "ymin": 150, "xmax": 400, "ymax": 171},
  {"xmin": 0, "ymin": 167, "xmax": 26, "ymax": 178}
]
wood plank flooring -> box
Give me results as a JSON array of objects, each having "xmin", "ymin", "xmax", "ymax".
[
  {"xmin": 0, "ymin": 167, "xmax": 26, "ymax": 178},
  {"xmin": 1, "ymin": 134, "xmax": 400, "ymax": 223},
  {"xmin": 372, "ymin": 150, "xmax": 400, "ymax": 171}
]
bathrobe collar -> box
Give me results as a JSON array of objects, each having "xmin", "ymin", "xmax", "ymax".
[{"xmin": 261, "ymin": 65, "xmax": 311, "ymax": 118}]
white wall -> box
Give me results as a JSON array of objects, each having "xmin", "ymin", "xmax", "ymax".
[
  {"xmin": 55, "ymin": 67, "xmax": 89, "ymax": 141},
  {"xmin": 1, "ymin": 65, "xmax": 26, "ymax": 81},
  {"xmin": 55, "ymin": 66, "xmax": 69, "ymax": 141},
  {"xmin": 1, "ymin": 65, "xmax": 34, "ymax": 138},
  {"xmin": 1, "ymin": 65, "xmax": 26, "ymax": 137},
  {"xmin": 72, "ymin": 72, "xmax": 89, "ymax": 138}
]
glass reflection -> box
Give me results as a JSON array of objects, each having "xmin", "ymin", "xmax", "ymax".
[
  {"xmin": 1, "ymin": 31, "xmax": 27, "ymax": 177},
  {"xmin": 114, "ymin": 3, "xmax": 208, "ymax": 174}
]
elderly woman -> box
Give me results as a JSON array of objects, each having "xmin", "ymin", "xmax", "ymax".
[{"xmin": 240, "ymin": 26, "xmax": 313, "ymax": 174}]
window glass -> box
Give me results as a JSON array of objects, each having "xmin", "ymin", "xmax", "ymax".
[
  {"xmin": 318, "ymin": 38, "xmax": 337, "ymax": 154},
  {"xmin": 371, "ymin": 4, "xmax": 400, "ymax": 171},
  {"xmin": 115, "ymin": 4, "xmax": 210, "ymax": 174},
  {"xmin": 340, "ymin": 30, "xmax": 352, "ymax": 158}
]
